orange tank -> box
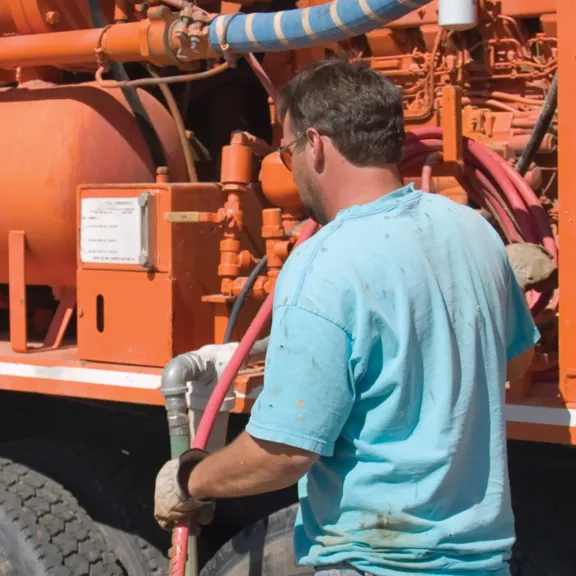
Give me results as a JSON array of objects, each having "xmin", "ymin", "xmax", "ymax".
[{"xmin": 0, "ymin": 81, "xmax": 186, "ymax": 289}]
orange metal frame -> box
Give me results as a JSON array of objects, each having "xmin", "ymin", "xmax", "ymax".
[{"xmin": 558, "ymin": 0, "xmax": 575, "ymax": 402}]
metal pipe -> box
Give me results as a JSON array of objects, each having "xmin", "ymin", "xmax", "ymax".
[
  {"xmin": 161, "ymin": 352, "xmax": 210, "ymax": 576},
  {"xmin": 147, "ymin": 65, "xmax": 198, "ymax": 182},
  {"xmin": 96, "ymin": 62, "xmax": 230, "ymax": 88},
  {"xmin": 0, "ymin": 17, "xmax": 165, "ymax": 68},
  {"xmin": 0, "ymin": 1, "xmax": 433, "ymax": 70},
  {"xmin": 162, "ymin": 352, "xmax": 208, "ymax": 443},
  {"xmin": 0, "ymin": 27, "xmax": 105, "ymax": 67},
  {"xmin": 245, "ymin": 54, "xmax": 278, "ymax": 105}
]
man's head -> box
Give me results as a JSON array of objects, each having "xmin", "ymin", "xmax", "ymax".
[{"xmin": 278, "ymin": 60, "xmax": 405, "ymax": 224}]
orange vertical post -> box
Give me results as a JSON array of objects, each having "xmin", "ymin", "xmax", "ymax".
[
  {"xmin": 214, "ymin": 303, "xmax": 230, "ymax": 345},
  {"xmin": 8, "ymin": 230, "xmax": 27, "ymax": 353},
  {"xmin": 558, "ymin": 0, "xmax": 576, "ymax": 402},
  {"xmin": 441, "ymin": 85, "xmax": 463, "ymax": 165}
]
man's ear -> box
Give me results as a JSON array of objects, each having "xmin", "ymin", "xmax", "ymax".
[{"xmin": 307, "ymin": 128, "xmax": 324, "ymax": 173}]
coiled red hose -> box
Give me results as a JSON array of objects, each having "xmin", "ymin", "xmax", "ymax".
[{"xmin": 169, "ymin": 219, "xmax": 318, "ymax": 576}]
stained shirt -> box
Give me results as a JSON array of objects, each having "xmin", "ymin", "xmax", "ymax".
[{"xmin": 246, "ymin": 184, "xmax": 539, "ymax": 575}]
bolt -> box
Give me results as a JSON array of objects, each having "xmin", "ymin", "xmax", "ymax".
[
  {"xmin": 45, "ymin": 10, "xmax": 60, "ymax": 25},
  {"xmin": 78, "ymin": 309, "xmax": 84, "ymax": 318}
]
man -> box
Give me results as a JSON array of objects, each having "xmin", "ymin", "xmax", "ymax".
[{"xmin": 155, "ymin": 60, "xmax": 540, "ymax": 575}]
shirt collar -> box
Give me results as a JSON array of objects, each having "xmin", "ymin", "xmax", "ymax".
[{"xmin": 335, "ymin": 183, "xmax": 420, "ymax": 220}]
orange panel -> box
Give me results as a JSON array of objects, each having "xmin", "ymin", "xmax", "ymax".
[
  {"xmin": 507, "ymin": 422, "xmax": 576, "ymax": 445},
  {"xmin": 77, "ymin": 268, "xmax": 173, "ymax": 366},
  {"xmin": 76, "ymin": 182, "xmax": 265, "ymax": 367},
  {"xmin": 0, "ymin": 341, "xmax": 164, "ymax": 405},
  {"xmin": 0, "ymin": 374, "xmax": 164, "ymax": 405},
  {"xmin": 8, "ymin": 230, "xmax": 26, "ymax": 353}
]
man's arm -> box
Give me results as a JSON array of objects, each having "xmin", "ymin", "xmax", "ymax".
[
  {"xmin": 507, "ymin": 346, "xmax": 535, "ymax": 382},
  {"xmin": 155, "ymin": 302, "xmax": 353, "ymax": 531},
  {"xmin": 504, "ymin": 259, "xmax": 540, "ymax": 378},
  {"xmin": 187, "ymin": 431, "xmax": 318, "ymax": 501}
]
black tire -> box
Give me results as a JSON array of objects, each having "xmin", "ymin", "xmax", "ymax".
[
  {"xmin": 0, "ymin": 439, "xmax": 168, "ymax": 576},
  {"xmin": 201, "ymin": 504, "xmax": 313, "ymax": 576},
  {"xmin": 0, "ymin": 455, "xmax": 123, "ymax": 575},
  {"xmin": 508, "ymin": 441, "xmax": 576, "ymax": 576}
]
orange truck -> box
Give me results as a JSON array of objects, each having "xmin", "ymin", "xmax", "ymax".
[{"xmin": 0, "ymin": 0, "xmax": 570, "ymax": 574}]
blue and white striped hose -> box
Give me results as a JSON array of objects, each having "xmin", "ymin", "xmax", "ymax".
[{"xmin": 208, "ymin": 0, "xmax": 432, "ymax": 54}]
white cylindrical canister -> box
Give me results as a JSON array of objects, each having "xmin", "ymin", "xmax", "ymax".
[
  {"xmin": 188, "ymin": 382, "xmax": 236, "ymax": 453},
  {"xmin": 438, "ymin": 0, "xmax": 478, "ymax": 31}
]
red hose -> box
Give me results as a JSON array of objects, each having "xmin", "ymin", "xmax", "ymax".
[{"xmin": 169, "ymin": 219, "xmax": 318, "ymax": 576}]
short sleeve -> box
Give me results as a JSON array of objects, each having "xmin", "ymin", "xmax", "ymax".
[
  {"xmin": 246, "ymin": 305, "xmax": 353, "ymax": 457},
  {"xmin": 505, "ymin": 263, "xmax": 541, "ymax": 361}
]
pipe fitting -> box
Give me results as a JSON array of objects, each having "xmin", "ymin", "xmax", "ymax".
[{"xmin": 162, "ymin": 352, "xmax": 212, "ymax": 437}]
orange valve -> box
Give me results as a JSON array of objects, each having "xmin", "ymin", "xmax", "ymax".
[
  {"xmin": 259, "ymin": 152, "xmax": 302, "ymax": 212},
  {"xmin": 221, "ymin": 134, "xmax": 254, "ymax": 190}
]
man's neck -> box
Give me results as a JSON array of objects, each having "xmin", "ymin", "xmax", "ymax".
[{"xmin": 325, "ymin": 164, "xmax": 404, "ymax": 220}]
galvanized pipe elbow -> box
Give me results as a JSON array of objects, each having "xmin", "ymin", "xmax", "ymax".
[{"xmin": 162, "ymin": 352, "xmax": 209, "ymax": 438}]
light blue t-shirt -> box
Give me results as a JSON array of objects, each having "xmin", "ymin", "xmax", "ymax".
[{"xmin": 246, "ymin": 185, "xmax": 540, "ymax": 575}]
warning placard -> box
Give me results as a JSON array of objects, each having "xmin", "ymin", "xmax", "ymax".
[{"xmin": 80, "ymin": 197, "xmax": 143, "ymax": 264}]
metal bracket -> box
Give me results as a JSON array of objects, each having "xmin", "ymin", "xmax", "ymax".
[{"xmin": 138, "ymin": 191, "xmax": 151, "ymax": 268}]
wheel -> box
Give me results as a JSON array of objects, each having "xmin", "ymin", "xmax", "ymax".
[
  {"xmin": 0, "ymin": 439, "xmax": 168, "ymax": 576},
  {"xmin": 0, "ymin": 455, "xmax": 123, "ymax": 575},
  {"xmin": 508, "ymin": 441, "xmax": 576, "ymax": 576},
  {"xmin": 201, "ymin": 504, "xmax": 313, "ymax": 576}
]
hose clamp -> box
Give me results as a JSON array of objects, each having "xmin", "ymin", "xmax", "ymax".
[
  {"xmin": 94, "ymin": 24, "xmax": 114, "ymax": 72},
  {"xmin": 217, "ymin": 13, "xmax": 242, "ymax": 68}
]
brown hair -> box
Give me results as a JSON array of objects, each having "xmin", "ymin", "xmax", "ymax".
[{"xmin": 278, "ymin": 59, "xmax": 405, "ymax": 167}]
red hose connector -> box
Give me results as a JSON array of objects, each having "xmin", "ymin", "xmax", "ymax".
[{"xmin": 169, "ymin": 219, "xmax": 318, "ymax": 576}]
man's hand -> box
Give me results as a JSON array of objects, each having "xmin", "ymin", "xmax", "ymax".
[{"xmin": 154, "ymin": 457, "xmax": 214, "ymax": 532}]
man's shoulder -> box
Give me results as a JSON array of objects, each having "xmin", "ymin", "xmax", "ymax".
[
  {"xmin": 274, "ymin": 221, "xmax": 353, "ymax": 316},
  {"xmin": 422, "ymin": 193, "xmax": 509, "ymax": 257}
]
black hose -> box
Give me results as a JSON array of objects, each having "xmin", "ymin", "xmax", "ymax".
[
  {"xmin": 222, "ymin": 220, "xmax": 308, "ymax": 344},
  {"xmin": 88, "ymin": 0, "xmax": 167, "ymax": 170},
  {"xmin": 515, "ymin": 72, "xmax": 558, "ymax": 176},
  {"xmin": 223, "ymin": 255, "xmax": 268, "ymax": 344}
]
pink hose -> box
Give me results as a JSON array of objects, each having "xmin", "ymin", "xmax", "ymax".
[{"xmin": 169, "ymin": 219, "xmax": 318, "ymax": 576}]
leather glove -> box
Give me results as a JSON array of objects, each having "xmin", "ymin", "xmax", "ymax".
[{"xmin": 154, "ymin": 449, "xmax": 214, "ymax": 532}]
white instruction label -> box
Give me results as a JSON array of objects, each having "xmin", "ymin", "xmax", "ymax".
[{"xmin": 80, "ymin": 197, "xmax": 143, "ymax": 264}]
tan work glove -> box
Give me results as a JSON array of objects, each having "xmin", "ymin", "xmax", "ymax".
[{"xmin": 154, "ymin": 449, "xmax": 214, "ymax": 532}]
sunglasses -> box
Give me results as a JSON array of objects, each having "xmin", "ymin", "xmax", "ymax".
[{"xmin": 278, "ymin": 133, "xmax": 306, "ymax": 171}]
